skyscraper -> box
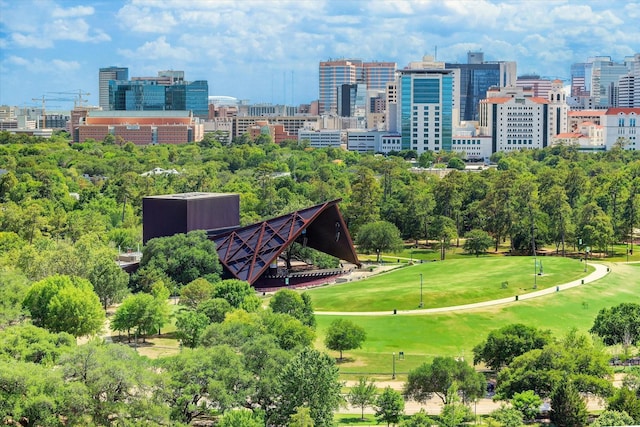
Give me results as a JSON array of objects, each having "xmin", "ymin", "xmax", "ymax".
[
  {"xmin": 319, "ymin": 59, "xmax": 396, "ymax": 114},
  {"xmin": 99, "ymin": 66, "xmax": 128, "ymax": 110},
  {"xmin": 396, "ymin": 68, "xmax": 455, "ymax": 153},
  {"xmin": 445, "ymin": 52, "xmax": 516, "ymax": 121}
]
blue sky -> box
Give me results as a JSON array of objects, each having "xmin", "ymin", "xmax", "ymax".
[{"xmin": 1, "ymin": 0, "xmax": 639, "ymax": 110}]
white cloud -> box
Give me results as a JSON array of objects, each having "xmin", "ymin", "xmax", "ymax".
[
  {"xmin": 4, "ymin": 55, "xmax": 80, "ymax": 73},
  {"xmin": 116, "ymin": 4, "xmax": 179, "ymax": 33},
  {"xmin": 51, "ymin": 5, "xmax": 94, "ymax": 18},
  {"xmin": 117, "ymin": 36, "xmax": 192, "ymax": 61}
]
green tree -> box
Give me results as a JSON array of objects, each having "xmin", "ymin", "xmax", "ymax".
[
  {"xmin": 272, "ymin": 347, "xmax": 343, "ymax": 427},
  {"xmin": 0, "ymin": 359, "xmax": 66, "ymax": 426},
  {"xmin": 175, "ymin": 309, "xmax": 210, "ymax": 348},
  {"xmin": 375, "ymin": 386, "xmax": 405, "ymax": 427},
  {"xmin": 447, "ymin": 157, "xmax": 466, "ymax": 170},
  {"xmin": 212, "ymin": 279, "xmax": 261, "ymax": 312},
  {"xmin": 488, "ymin": 404, "xmax": 524, "ymax": 427},
  {"xmin": 60, "ymin": 340, "xmax": 170, "ymax": 425},
  {"xmin": 355, "ymin": 220, "xmax": 404, "ymax": 262},
  {"xmin": 269, "ymin": 289, "xmax": 316, "ymax": 327},
  {"xmin": 0, "ymin": 324, "xmax": 75, "ymax": 364},
  {"xmin": 607, "ymin": 386, "xmax": 640, "ymax": 423},
  {"xmin": 473, "ymin": 323, "xmax": 552, "ymax": 371},
  {"xmin": 289, "ymin": 406, "xmax": 314, "ymax": 427},
  {"xmin": 511, "ymin": 390, "xmax": 542, "ymax": 423},
  {"xmin": 404, "ymin": 356, "xmax": 485, "ymax": 405},
  {"xmin": 463, "ymin": 229, "xmax": 494, "ymax": 257},
  {"xmin": 23, "ymin": 274, "xmax": 105, "ymax": 337},
  {"xmin": 348, "ymin": 377, "xmax": 378, "ymax": 420},
  {"xmin": 590, "ymin": 303, "xmax": 640, "ymax": 350},
  {"xmin": 429, "ymin": 215, "xmax": 457, "ymax": 260},
  {"xmin": 136, "ymin": 230, "xmax": 221, "ymax": 289},
  {"xmin": 346, "ymin": 167, "xmax": 382, "ymax": 234},
  {"xmin": 496, "ymin": 330, "xmax": 612, "ymax": 400},
  {"xmin": 324, "ymin": 318, "xmax": 367, "ymax": 361},
  {"xmin": 400, "ymin": 408, "xmax": 433, "ymax": 427},
  {"xmin": 592, "ymin": 410, "xmax": 635, "ymax": 427},
  {"xmin": 87, "ymin": 252, "xmax": 130, "ymax": 310},
  {"xmin": 111, "ymin": 291, "xmax": 170, "ymax": 343},
  {"xmin": 440, "ymin": 383, "xmax": 474, "ymax": 427},
  {"xmin": 262, "ymin": 311, "xmax": 315, "ymax": 351},
  {"xmin": 0, "ymin": 268, "xmax": 29, "ymax": 327},
  {"xmin": 180, "ymin": 277, "xmax": 215, "ymax": 309},
  {"xmin": 549, "ymin": 379, "xmax": 588, "ymax": 427},
  {"xmin": 161, "ymin": 345, "xmax": 253, "ymax": 424},
  {"xmin": 197, "ymin": 297, "xmax": 232, "ymax": 323},
  {"xmin": 218, "ymin": 409, "xmax": 263, "ymax": 427}
]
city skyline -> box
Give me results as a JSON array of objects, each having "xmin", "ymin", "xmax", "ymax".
[{"xmin": 1, "ymin": 0, "xmax": 639, "ymax": 109}]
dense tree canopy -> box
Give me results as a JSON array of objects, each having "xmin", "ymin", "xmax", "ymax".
[
  {"xmin": 590, "ymin": 303, "xmax": 640, "ymax": 348},
  {"xmin": 404, "ymin": 356, "xmax": 485, "ymax": 405},
  {"xmin": 473, "ymin": 323, "xmax": 552, "ymax": 371},
  {"xmin": 22, "ymin": 274, "xmax": 105, "ymax": 337}
]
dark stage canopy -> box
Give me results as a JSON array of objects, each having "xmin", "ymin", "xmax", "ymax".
[{"xmin": 211, "ymin": 199, "xmax": 360, "ymax": 285}]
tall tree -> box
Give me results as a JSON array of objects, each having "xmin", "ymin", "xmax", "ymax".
[
  {"xmin": 348, "ymin": 377, "xmax": 378, "ymax": 420},
  {"xmin": 324, "ymin": 318, "xmax": 367, "ymax": 361},
  {"xmin": 272, "ymin": 347, "xmax": 343, "ymax": 427},
  {"xmin": 590, "ymin": 303, "xmax": 640, "ymax": 352},
  {"xmin": 355, "ymin": 220, "xmax": 404, "ymax": 262},
  {"xmin": 375, "ymin": 386, "xmax": 405, "ymax": 427},
  {"xmin": 549, "ymin": 379, "xmax": 588, "ymax": 427},
  {"xmin": 345, "ymin": 167, "xmax": 382, "ymax": 234}
]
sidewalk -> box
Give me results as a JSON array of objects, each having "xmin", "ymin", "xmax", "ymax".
[{"xmin": 316, "ymin": 262, "xmax": 610, "ymax": 316}]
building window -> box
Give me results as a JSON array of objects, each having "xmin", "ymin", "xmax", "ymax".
[{"xmin": 619, "ymin": 118, "xmax": 625, "ymax": 127}]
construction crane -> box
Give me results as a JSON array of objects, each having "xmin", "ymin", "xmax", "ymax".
[
  {"xmin": 31, "ymin": 95, "xmax": 74, "ymax": 128},
  {"xmin": 48, "ymin": 89, "xmax": 91, "ymax": 108}
]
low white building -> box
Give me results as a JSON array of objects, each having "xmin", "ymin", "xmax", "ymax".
[
  {"xmin": 346, "ymin": 130, "xmax": 401, "ymax": 153},
  {"xmin": 602, "ymin": 108, "xmax": 640, "ymax": 150},
  {"xmin": 298, "ymin": 129, "xmax": 342, "ymax": 148}
]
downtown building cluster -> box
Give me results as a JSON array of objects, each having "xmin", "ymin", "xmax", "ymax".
[{"xmin": 2, "ymin": 52, "xmax": 639, "ymax": 155}]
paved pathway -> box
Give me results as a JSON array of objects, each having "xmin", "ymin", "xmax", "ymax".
[{"xmin": 316, "ymin": 262, "xmax": 610, "ymax": 316}]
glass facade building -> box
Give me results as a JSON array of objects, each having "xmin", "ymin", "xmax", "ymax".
[
  {"xmin": 108, "ymin": 79, "xmax": 209, "ymax": 117},
  {"xmin": 398, "ymin": 69, "xmax": 453, "ymax": 153}
]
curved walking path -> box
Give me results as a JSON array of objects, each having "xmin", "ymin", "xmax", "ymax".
[{"xmin": 316, "ymin": 262, "xmax": 610, "ymax": 316}]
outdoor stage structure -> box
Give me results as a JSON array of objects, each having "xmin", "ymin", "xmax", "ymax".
[{"xmin": 142, "ymin": 192, "xmax": 361, "ymax": 289}]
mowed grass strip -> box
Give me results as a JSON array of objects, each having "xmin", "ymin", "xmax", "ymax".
[
  {"xmin": 308, "ymin": 256, "xmax": 590, "ymax": 312},
  {"xmin": 315, "ymin": 263, "xmax": 640, "ymax": 375}
]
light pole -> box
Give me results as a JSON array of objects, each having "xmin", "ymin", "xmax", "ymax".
[
  {"xmin": 419, "ymin": 273, "xmax": 423, "ymax": 308},
  {"xmin": 392, "ymin": 352, "xmax": 396, "ymax": 379},
  {"xmin": 584, "ymin": 246, "xmax": 588, "ymax": 272}
]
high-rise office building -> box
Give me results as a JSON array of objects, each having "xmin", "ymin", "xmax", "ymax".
[
  {"xmin": 445, "ymin": 51, "xmax": 516, "ymax": 122},
  {"xmin": 516, "ymin": 74, "xmax": 553, "ymax": 98},
  {"xmin": 590, "ymin": 56, "xmax": 631, "ymax": 107},
  {"xmin": 99, "ymin": 66, "xmax": 128, "ymax": 110},
  {"xmin": 108, "ymin": 77, "xmax": 209, "ymax": 117},
  {"xmin": 396, "ymin": 67, "xmax": 455, "ymax": 153},
  {"xmin": 319, "ymin": 59, "xmax": 396, "ymax": 114}
]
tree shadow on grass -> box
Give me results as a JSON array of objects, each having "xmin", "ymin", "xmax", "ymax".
[
  {"xmin": 336, "ymin": 416, "xmax": 374, "ymax": 424},
  {"xmin": 335, "ymin": 357, "xmax": 356, "ymax": 364}
]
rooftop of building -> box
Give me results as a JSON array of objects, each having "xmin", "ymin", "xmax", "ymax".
[
  {"xmin": 145, "ymin": 192, "xmax": 238, "ymax": 200},
  {"xmin": 88, "ymin": 110, "xmax": 192, "ymax": 118}
]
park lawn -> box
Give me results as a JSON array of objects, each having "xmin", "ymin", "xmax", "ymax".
[
  {"xmin": 308, "ymin": 256, "xmax": 590, "ymax": 312},
  {"xmin": 315, "ymin": 262, "xmax": 640, "ymax": 376}
]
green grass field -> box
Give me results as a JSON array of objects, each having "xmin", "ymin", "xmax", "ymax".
[
  {"xmin": 308, "ymin": 256, "xmax": 591, "ymax": 312},
  {"xmin": 314, "ymin": 262, "xmax": 640, "ymax": 377}
]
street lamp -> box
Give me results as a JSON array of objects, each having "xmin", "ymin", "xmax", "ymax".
[
  {"xmin": 392, "ymin": 352, "xmax": 396, "ymax": 379},
  {"xmin": 419, "ymin": 273, "xmax": 424, "ymax": 308}
]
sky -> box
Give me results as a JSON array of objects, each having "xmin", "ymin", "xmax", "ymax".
[{"xmin": 1, "ymin": 0, "xmax": 639, "ymax": 110}]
